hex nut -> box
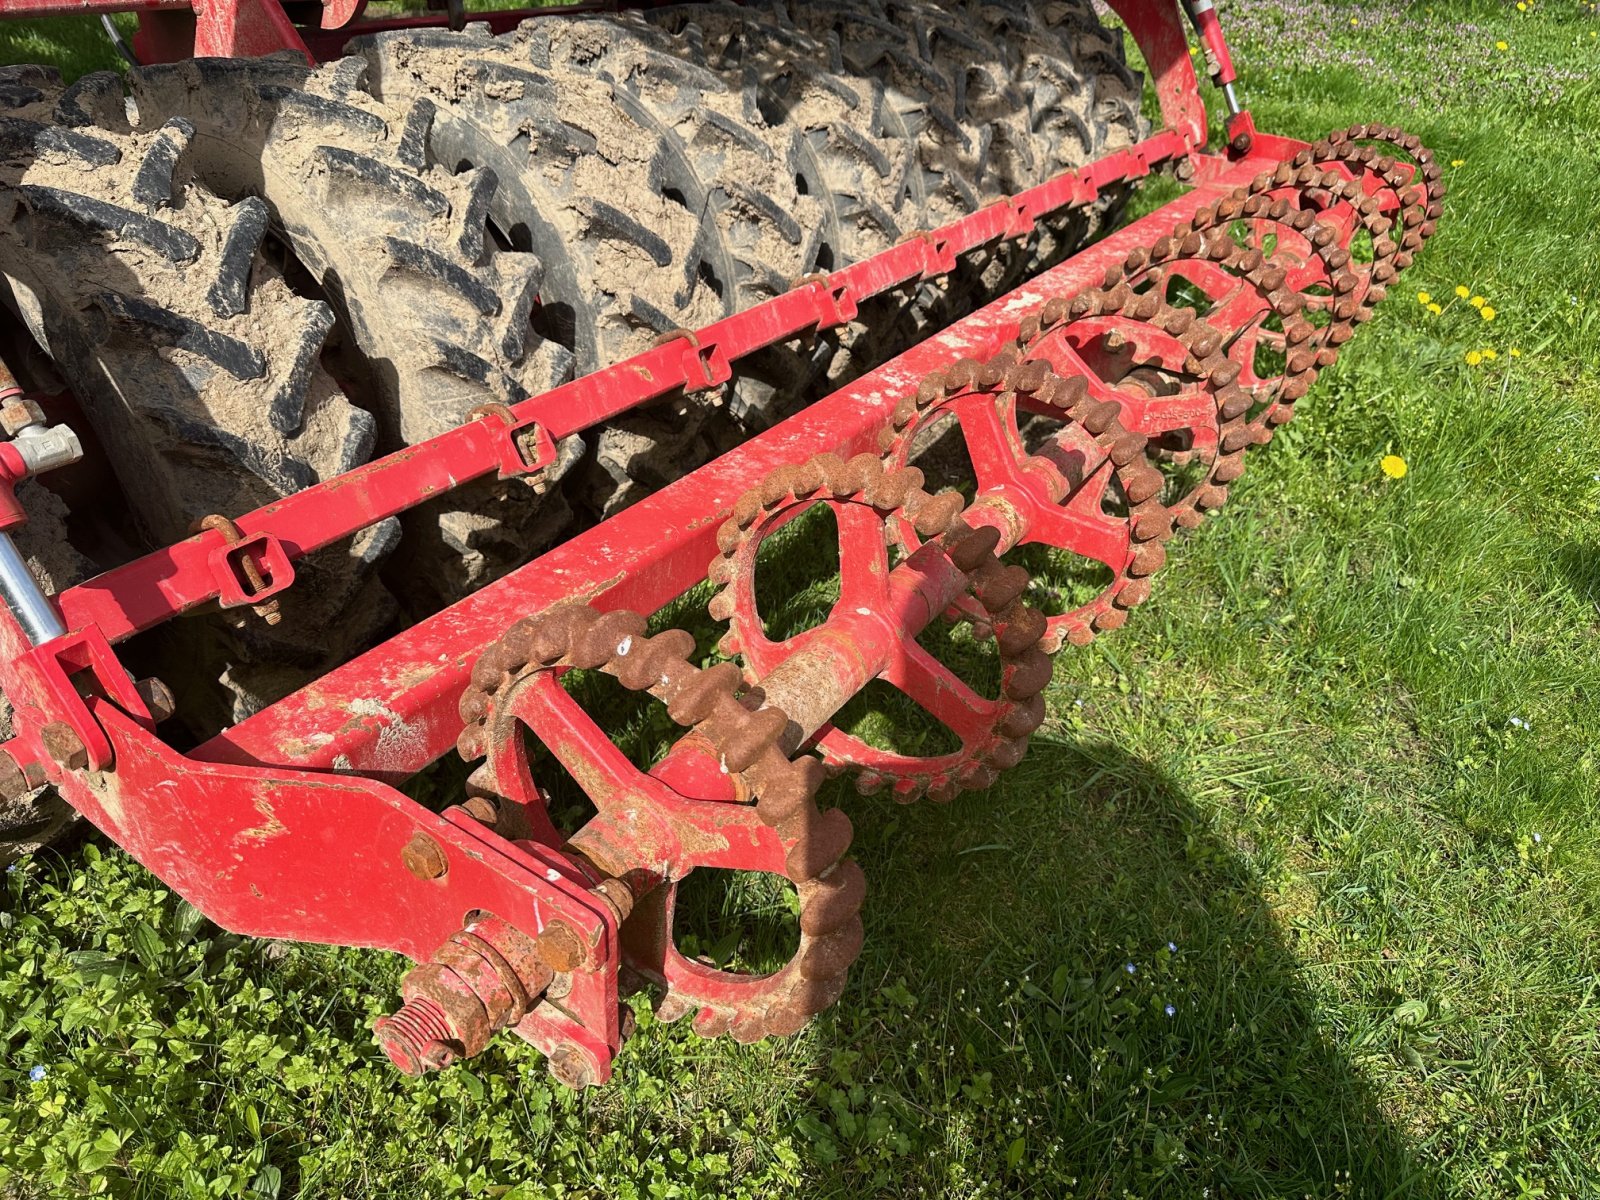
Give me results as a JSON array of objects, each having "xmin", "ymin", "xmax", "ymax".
[
  {"xmin": 39, "ymin": 722, "xmax": 88, "ymax": 772},
  {"xmin": 548, "ymin": 1043, "xmax": 598, "ymax": 1089},
  {"xmin": 0, "ymin": 395, "xmax": 45, "ymax": 437},
  {"xmin": 135, "ymin": 677, "xmax": 176, "ymax": 723},
  {"xmin": 400, "ymin": 831, "xmax": 448, "ymax": 880}
]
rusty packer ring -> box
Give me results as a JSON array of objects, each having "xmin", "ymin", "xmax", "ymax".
[
  {"xmin": 875, "ymin": 347, "xmax": 1181, "ymax": 653},
  {"xmin": 1014, "ymin": 284, "xmax": 1264, "ymax": 529},
  {"xmin": 457, "ymin": 603, "xmax": 866, "ymax": 1042},
  {"xmin": 708, "ymin": 451, "xmax": 1056, "ymax": 802}
]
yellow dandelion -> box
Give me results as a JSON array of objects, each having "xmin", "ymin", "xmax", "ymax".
[
  {"xmin": 1417, "ymin": 290, "xmax": 1432, "ymax": 305},
  {"xmin": 1481, "ymin": 306, "xmax": 1497, "ymax": 321},
  {"xmin": 1496, "ymin": 39, "xmax": 1508, "ymax": 50},
  {"xmin": 1350, "ymin": 16, "xmax": 1359, "ymax": 24},
  {"xmin": 1470, "ymin": 295, "xmax": 1486, "ymax": 308},
  {"xmin": 1483, "ymin": 349, "xmax": 1498, "ymax": 360},
  {"xmin": 1450, "ymin": 158, "xmax": 1465, "ymax": 167},
  {"xmin": 1509, "ymin": 347, "xmax": 1522, "ymax": 357},
  {"xmin": 1427, "ymin": 302, "xmax": 1442, "ymax": 314},
  {"xmin": 1465, "ymin": 350, "xmax": 1483, "ymax": 365},
  {"xmin": 1516, "ymin": 1, "xmax": 1525, "ymax": 9},
  {"xmin": 1455, "ymin": 285, "xmax": 1470, "ymax": 298},
  {"xmin": 1381, "ymin": 455, "xmax": 1408, "ymax": 480}
]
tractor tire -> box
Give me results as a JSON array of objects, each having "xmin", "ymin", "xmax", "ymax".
[
  {"xmin": 350, "ymin": 0, "xmax": 1145, "ymax": 507},
  {"xmin": 119, "ymin": 54, "xmax": 579, "ymax": 601},
  {"xmin": 0, "ymin": 63, "xmax": 396, "ymax": 729},
  {"xmin": 349, "ymin": 18, "xmax": 823, "ymax": 513}
]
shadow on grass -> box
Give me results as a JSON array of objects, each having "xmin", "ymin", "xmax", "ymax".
[
  {"xmin": 799, "ymin": 734, "xmax": 1439, "ymax": 1197},
  {"xmin": 1556, "ymin": 543, "xmax": 1600, "ymax": 610}
]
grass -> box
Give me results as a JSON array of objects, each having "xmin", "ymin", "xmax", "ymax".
[{"xmin": 3, "ymin": 0, "xmax": 1600, "ymax": 1196}]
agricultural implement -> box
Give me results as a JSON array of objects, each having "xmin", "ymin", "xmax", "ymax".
[{"xmin": 0, "ymin": 0, "xmax": 1438, "ymax": 1084}]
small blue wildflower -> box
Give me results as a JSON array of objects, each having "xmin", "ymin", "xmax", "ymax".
[
  {"xmin": 1124, "ymin": 962, "xmax": 1137, "ymax": 975},
  {"xmin": 1508, "ymin": 716, "xmax": 1529, "ymax": 730},
  {"xmin": 1164, "ymin": 1004, "xmax": 1177, "ymax": 1018},
  {"xmin": 1167, "ymin": 941, "xmax": 1178, "ymax": 954},
  {"xmin": 1532, "ymin": 832, "xmax": 1543, "ymax": 844},
  {"xmin": 28, "ymin": 1065, "xmax": 46, "ymax": 1082},
  {"xmin": 5, "ymin": 862, "xmax": 16, "ymax": 874}
]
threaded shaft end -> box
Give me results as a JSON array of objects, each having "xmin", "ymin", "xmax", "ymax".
[{"xmin": 374, "ymin": 997, "xmax": 454, "ymax": 1075}]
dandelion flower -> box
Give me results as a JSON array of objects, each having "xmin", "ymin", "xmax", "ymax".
[
  {"xmin": 1450, "ymin": 159, "xmax": 1465, "ymax": 167},
  {"xmin": 28, "ymin": 1065, "xmax": 46, "ymax": 1082},
  {"xmin": 1516, "ymin": 1, "xmax": 1525, "ymax": 8},
  {"xmin": 1481, "ymin": 306, "xmax": 1496, "ymax": 321},
  {"xmin": 1509, "ymin": 347, "xmax": 1522, "ymax": 357},
  {"xmin": 1417, "ymin": 291, "xmax": 1432, "ymax": 305},
  {"xmin": 1483, "ymin": 349, "xmax": 1498, "ymax": 360},
  {"xmin": 1427, "ymin": 303, "xmax": 1442, "ymax": 315},
  {"xmin": 1381, "ymin": 454, "xmax": 1408, "ymax": 479},
  {"xmin": 1350, "ymin": 16, "xmax": 1358, "ymax": 24},
  {"xmin": 1465, "ymin": 350, "xmax": 1483, "ymax": 365},
  {"xmin": 1470, "ymin": 295, "xmax": 1486, "ymax": 308},
  {"xmin": 1496, "ymin": 40, "xmax": 1508, "ymax": 51},
  {"xmin": 1455, "ymin": 285, "xmax": 1470, "ymax": 298}
]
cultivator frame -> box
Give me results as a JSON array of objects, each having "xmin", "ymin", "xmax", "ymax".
[{"xmin": 0, "ymin": 0, "xmax": 1440, "ymax": 1085}]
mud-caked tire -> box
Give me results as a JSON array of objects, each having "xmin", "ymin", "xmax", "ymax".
[{"xmin": 0, "ymin": 63, "xmax": 400, "ymax": 729}]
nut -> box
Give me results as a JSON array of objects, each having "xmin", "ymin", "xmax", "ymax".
[
  {"xmin": 535, "ymin": 920, "xmax": 588, "ymax": 973},
  {"xmin": 135, "ymin": 677, "xmax": 176, "ymax": 723},
  {"xmin": 547, "ymin": 1042, "xmax": 598, "ymax": 1089},
  {"xmin": 39, "ymin": 721, "xmax": 88, "ymax": 772},
  {"xmin": 0, "ymin": 394, "xmax": 46, "ymax": 437},
  {"xmin": 0, "ymin": 751, "xmax": 33, "ymax": 801},
  {"xmin": 400, "ymin": 830, "xmax": 448, "ymax": 880}
]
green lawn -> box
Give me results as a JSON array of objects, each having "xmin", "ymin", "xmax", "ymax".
[{"xmin": 4, "ymin": 1, "xmax": 1600, "ymax": 1197}]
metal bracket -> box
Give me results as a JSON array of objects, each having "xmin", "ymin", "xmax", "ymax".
[
  {"xmin": 469, "ymin": 403, "xmax": 558, "ymax": 481},
  {"xmin": 11, "ymin": 625, "xmax": 152, "ymax": 771},
  {"xmin": 211, "ymin": 532, "xmax": 295, "ymax": 611}
]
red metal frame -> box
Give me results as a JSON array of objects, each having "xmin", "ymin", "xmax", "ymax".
[{"xmin": 0, "ymin": 0, "xmax": 1300, "ymax": 1077}]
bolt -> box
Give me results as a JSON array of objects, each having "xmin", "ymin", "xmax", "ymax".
[
  {"xmin": 1230, "ymin": 131, "xmax": 1254, "ymax": 155},
  {"xmin": 547, "ymin": 1042, "xmax": 598, "ymax": 1089},
  {"xmin": 1174, "ymin": 157, "xmax": 1196, "ymax": 183},
  {"xmin": 374, "ymin": 996, "xmax": 458, "ymax": 1076},
  {"xmin": 460, "ymin": 795, "xmax": 498, "ymax": 827},
  {"xmin": 39, "ymin": 722, "xmax": 87, "ymax": 772},
  {"xmin": 135, "ymin": 677, "xmax": 176, "ymax": 723},
  {"xmin": 400, "ymin": 830, "xmax": 448, "ymax": 880}
]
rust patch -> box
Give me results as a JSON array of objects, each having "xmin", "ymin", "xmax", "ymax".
[{"xmin": 237, "ymin": 795, "xmax": 289, "ymax": 843}]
